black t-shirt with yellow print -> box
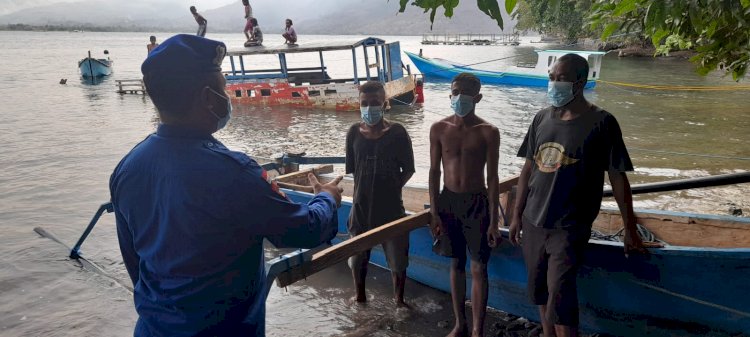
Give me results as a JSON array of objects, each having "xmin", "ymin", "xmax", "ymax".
[{"xmin": 517, "ymin": 106, "xmax": 633, "ymax": 229}]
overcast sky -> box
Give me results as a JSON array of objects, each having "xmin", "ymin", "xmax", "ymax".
[{"xmin": 0, "ymin": 0, "xmax": 341, "ymax": 15}]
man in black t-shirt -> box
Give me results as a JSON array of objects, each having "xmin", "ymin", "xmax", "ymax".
[
  {"xmin": 510, "ymin": 54, "xmax": 646, "ymax": 337},
  {"xmin": 346, "ymin": 81, "xmax": 415, "ymax": 307}
]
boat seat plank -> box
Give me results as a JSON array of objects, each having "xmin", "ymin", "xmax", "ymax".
[{"xmin": 275, "ymin": 210, "xmax": 430, "ymax": 287}]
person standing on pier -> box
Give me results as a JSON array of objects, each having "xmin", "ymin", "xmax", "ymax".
[
  {"xmin": 429, "ymin": 73, "xmax": 503, "ymax": 337},
  {"xmin": 510, "ymin": 54, "xmax": 646, "ymax": 337},
  {"xmin": 146, "ymin": 36, "xmax": 159, "ymax": 54},
  {"xmin": 110, "ymin": 34, "xmax": 343, "ymax": 337},
  {"xmin": 190, "ymin": 6, "xmax": 207, "ymax": 37},
  {"xmin": 345, "ymin": 81, "xmax": 415, "ymax": 307}
]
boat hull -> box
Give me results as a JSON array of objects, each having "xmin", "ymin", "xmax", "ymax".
[
  {"xmin": 225, "ymin": 76, "xmax": 416, "ymax": 111},
  {"xmin": 79, "ymin": 58, "xmax": 112, "ymax": 77},
  {"xmin": 405, "ymin": 51, "xmax": 597, "ymax": 89},
  {"xmin": 283, "ymin": 189, "xmax": 750, "ymax": 336}
]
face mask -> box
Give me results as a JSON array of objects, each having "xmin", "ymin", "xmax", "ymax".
[
  {"xmin": 547, "ymin": 81, "xmax": 578, "ymax": 107},
  {"xmin": 360, "ymin": 105, "xmax": 383, "ymax": 126},
  {"xmin": 208, "ymin": 87, "xmax": 232, "ymax": 131},
  {"xmin": 450, "ymin": 94, "xmax": 474, "ymax": 117}
]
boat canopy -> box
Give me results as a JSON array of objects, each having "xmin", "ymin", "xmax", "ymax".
[
  {"xmin": 534, "ymin": 49, "xmax": 606, "ymax": 81},
  {"xmin": 227, "ymin": 37, "xmax": 387, "ymax": 56}
]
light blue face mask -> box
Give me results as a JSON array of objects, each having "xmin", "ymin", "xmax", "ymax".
[
  {"xmin": 547, "ymin": 81, "xmax": 578, "ymax": 107},
  {"xmin": 360, "ymin": 105, "xmax": 384, "ymax": 126},
  {"xmin": 450, "ymin": 94, "xmax": 475, "ymax": 117},
  {"xmin": 208, "ymin": 87, "xmax": 232, "ymax": 131}
]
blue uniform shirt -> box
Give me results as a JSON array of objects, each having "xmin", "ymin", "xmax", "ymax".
[{"xmin": 110, "ymin": 124, "xmax": 338, "ymax": 336}]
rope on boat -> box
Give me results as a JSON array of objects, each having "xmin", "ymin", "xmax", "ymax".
[
  {"xmin": 591, "ymin": 223, "xmax": 666, "ymax": 245},
  {"xmin": 598, "ymin": 80, "xmax": 750, "ymax": 91}
]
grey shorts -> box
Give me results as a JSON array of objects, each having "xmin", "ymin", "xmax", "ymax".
[
  {"xmin": 347, "ymin": 218, "xmax": 409, "ymax": 273},
  {"xmin": 522, "ymin": 222, "xmax": 591, "ymax": 327}
]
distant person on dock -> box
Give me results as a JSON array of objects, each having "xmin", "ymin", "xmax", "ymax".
[
  {"xmin": 345, "ymin": 81, "xmax": 415, "ymax": 307},
  {"xmin": 283, "ymin": 18, "xmax": 297, "ymax": 45},
  {"xmin": 242, "ymin": 0, "xmax": 254, "ymax": 41},
  {"xmin": 110, "ymin": 34, "xmax": 343, "ymax": 337},
  {"xmin": 190, "ymin": 6, "xmax": 207, "ymax": 37},
  {"xmin": 244, "ymin": 18, "xmax": 263, "ymax": 47},
  {"xmin": 429, "ymin": 72, "xmax": 502, "ymax": 337},
  {"xmin": 510, "ymin": 54, "xmax": 647, "ymax": 337},
  {"xmin": 146, "ymin": 36, "xmax": 159, "ymax": 54}
]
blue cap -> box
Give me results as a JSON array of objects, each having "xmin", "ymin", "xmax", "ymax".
[{"xmin": 142, "ymin": 34, "xmax": 226, "ymax": 76}]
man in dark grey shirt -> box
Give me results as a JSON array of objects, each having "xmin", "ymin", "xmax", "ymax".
[
  {"xmin": 346, "ymin": 81, "xmax": 415, "ymax": 306},
  {"xmin": 510, "ymin": 54, "xmax": 646, "ymax": 337}
]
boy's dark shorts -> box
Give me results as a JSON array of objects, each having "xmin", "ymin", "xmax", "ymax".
[
  {"xmin": 521, "ymin": 222, "xmax": 591, "ymax": 327},
  {"xmin": 434, "ymin": 188, "xmax": 491, "ymax": 264}
]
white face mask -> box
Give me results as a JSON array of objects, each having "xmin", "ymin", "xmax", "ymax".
[
  {"xmin": 547, "ymin": 81, "xmax": 577, "ymax": 107},
  {"xmin": 360, "ymin": 105, "xmax": 383, "ymax": 126},
  {"xmin": 450, "ymin": 94, "xmax": 475, "ymax": 117},
  {"xmin": 208, "ymin": 87, "xmax": 232, "ymax": 131}
]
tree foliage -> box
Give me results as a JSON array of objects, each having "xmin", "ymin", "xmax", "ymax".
[
  {"xmin": 398, "ymin": 0, "xmax": 750, "ymax": 79},
  {"xmin": 589, "ymin": 0, "xmax": 750, "ymax": 80},
  {"xmin": 514, "ymin": 0, "xmax": 594, "ymax": 43}
]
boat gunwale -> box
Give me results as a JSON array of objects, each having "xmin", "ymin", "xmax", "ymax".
[{"xmin": 282, "ymin": 188, "xmax": 750, "ymax": 256}]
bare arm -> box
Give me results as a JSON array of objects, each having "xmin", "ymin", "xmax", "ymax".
[
  {"xmin": 608, "ymin": 170, "xmax": 646, "ymax": 255},
  {"xmin": 486, "ymin": 127, "xmax": 501, "ymax": 246},
  {"xmin": 428, "ymin": 123, "xmax": 443, "ymax": 233},
  {"xmin": 509, "ymin": 159, "xmax": 533, "ymax": 245}
]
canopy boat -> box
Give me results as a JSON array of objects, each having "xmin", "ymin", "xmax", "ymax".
[
  {"xmin": 405, "ymin": 49, "xmax": 604, "ymax": 89},
  {"xmin": 78, "ymin": 50, "xmax": 113, "ymax": 78},
  {"xmin": 274, "ymin": 164, "xmax": 750, "ymax": 336},
  {"xmin": 224, "ymin": 37, "xmax": 419, "ymax": 111}
]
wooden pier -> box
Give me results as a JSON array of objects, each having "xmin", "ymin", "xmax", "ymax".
[
  {"xmin": 116, "ymin": 79, "xmax": 146, "ymax": 95},
  {"xmin": 421, "ymin": 33, "xmax": 520, "ymax": 46}
]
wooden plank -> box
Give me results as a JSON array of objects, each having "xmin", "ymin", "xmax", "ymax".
[
  {"xmin": 276, "ymin": 181, "xmax": 313, "ymax": 193},
  {"xmin": 274, "ymin": 164, "xmax": 334, "ymax": 185},
  {"xmin": 498, "ymin": 175, "xmax": 519, "ymax": 194},
  {"xmin": 275, "ymin": 210, "xmax": 431, "ymax": 287}
]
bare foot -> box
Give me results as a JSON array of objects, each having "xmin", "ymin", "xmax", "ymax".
[
  {"xmin": 394, "ymin": 298, "xmax": 411, "ymax": 309},
  {"xmin": 347, "ymin": 295, "xmax": 366, "ymax": 306},
  {"xmin": 470, "ymin": 329, "xmax": 484, "ymax": 337},
  {"xmin": 446, "ymin": 324, "xmax": 468, "ymax": 337}
]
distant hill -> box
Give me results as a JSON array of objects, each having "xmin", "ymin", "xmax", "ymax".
[{"xmin": 0, "ymin": 0, "xmax": 516, "ymax": 34}]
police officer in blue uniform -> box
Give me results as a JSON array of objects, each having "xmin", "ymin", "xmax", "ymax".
[{"xmin": 109, "ymin": 34, "xmax": 343, "ymax": 337}]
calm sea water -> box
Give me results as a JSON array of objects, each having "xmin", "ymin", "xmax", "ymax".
[{"xmin": 0, "ymin": 31, "xmax": 748, "ymax": 337}]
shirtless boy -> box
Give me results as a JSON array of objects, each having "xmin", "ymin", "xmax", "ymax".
[{"xmin": 429, "ymin": 73, "xmax": 502, "ymax": 337}]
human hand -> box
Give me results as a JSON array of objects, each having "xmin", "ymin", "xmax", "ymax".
[
  {"xmin": 509, "ymin": 217, "xmax": 522, "ymax": 246},
  {"xmin": 487, "ymin": 225, "xmax": 502, "ymax": 248},
  {"xmin": 309, "ymin": 173, "xmax": 343, "ymax": 207},
  {"xmin": 623, "ymin": 227, "xmax": 648, "ymax": 257},
  {"xmin": 430, "ymin": 212, "xmax": 443, "ymax": 237}
]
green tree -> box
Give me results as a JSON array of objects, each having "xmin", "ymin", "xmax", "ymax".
[
  {"xmin": 513, "ymin": 0, "xmax": 594, "ymax": 43},
  {"xmin": 590, "ymin": 0, "xmax": 750, "ymax": 80},
  {"xmin": 398, "ymin": 0, "xmax": 750, "ymax": 79}
]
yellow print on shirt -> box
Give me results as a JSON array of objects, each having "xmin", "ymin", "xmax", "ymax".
[{"xmin": 534, "ymin": 142, "xmax": 580, "ymax": 173}]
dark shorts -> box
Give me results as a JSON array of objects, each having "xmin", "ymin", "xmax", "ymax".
[
  {"xmin": 435, "ymin": 188, "xmax": 491, "ymax": 264},
  {"xmin": 521, "ymin": 223, "xmax": 591, "ymax": 326},
  {"xmin": 244, "ymin": 19, "xmax": 253, "ymax": 32}
]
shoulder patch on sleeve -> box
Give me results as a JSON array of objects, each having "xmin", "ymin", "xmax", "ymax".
[{"xmin": 261, "ymin": 169, "xmax": 288, "ymax": 199}]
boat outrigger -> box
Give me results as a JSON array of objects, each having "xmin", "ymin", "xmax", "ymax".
[
  {"xmin": 224, "ymin": 37, "xmax": 420, "ymax": 111},
  {"xmin": 405, "ymin": 49, "xmax": 604, "ymax": 89}
]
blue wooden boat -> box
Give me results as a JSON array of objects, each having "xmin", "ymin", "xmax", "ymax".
[
  {"xmin": 78, "ymin": 50, "xmax": 113, "ymax": 78},
  {"xmin": 277, "ymin": 170, "xmax": 750, "ymax": 336},
  {"xmin": 404, "ymin": 49, "xmax": 605, "ymax": 89}
]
